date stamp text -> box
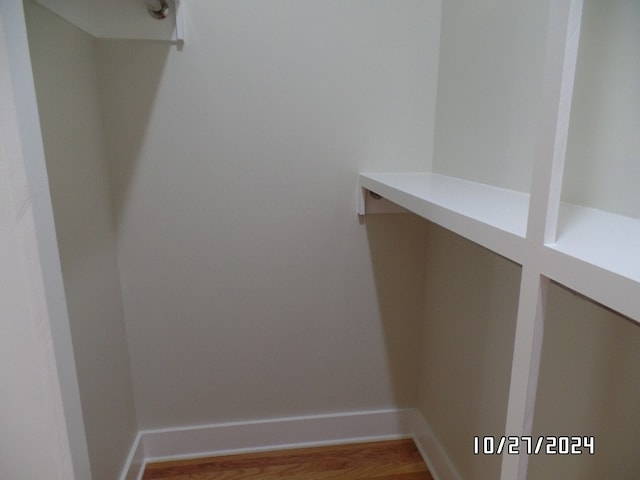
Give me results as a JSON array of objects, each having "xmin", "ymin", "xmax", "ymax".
[{"xmin": 473, "ymin": 435, "xmax": 595, "ymax": 455}]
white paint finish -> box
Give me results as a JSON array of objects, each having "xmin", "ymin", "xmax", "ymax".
[
  {"xmin": 418, "ymin": 225, "xmax": 520, "ymax": 480},
  {"xmin": 528, "ymin": 284, "xmax": 640, "ymax": 479},
  {"xmin": 354, "ymin": 1, "xmax": 640, "ymax": 478},
  {"xmin": 0, "ymin": 140, "xmax": 71, "ymax": 480},
  {"xmin": 431, "ymin": 0, "xmax": 551, "ymax": 192},
  {"xmin": 562, "ymin": 0, "xmax": 640, "ymax": 218},
  {"xmin": 0, "ymin": 23, "xmax": 74, "ymax": 479},
  {"xmin": 117, "ymin": 409, "xmax": 415, "ymax": 480},
  {"xmin": 500, "ymin": 270, "xmax": 548, "ymax": 480},
  {"xmin": 360, "ymin": 172, "xmax": 529, "ymax": 262},
  {"xmin": 552, "ymin": 203, "xmax": 640, "ymax": 283},
  {"xmin": 118, "ymin": 409, "xmax": 458, "ymax": 480},
  {"xmin": 525, "ymin": 0, "xmax": 583, "ymax": 245},
  {"xmin": 34, "ymin": 0, "xmax": 177, "ymax": 40},
  {"xmin": 119, "ymin": 433, "xmax": 145, "ymax": 480},
  {"xmin": 0, "ymin": 0, "xmax": 91, "ymax": 477},
  {"xmin": 413, "ymin": 413, "xmax": 462, "ymax": 480},
  {"xmin": 500, "ymin": 2, "xmax": 583, "ymax": 477},
  {"xmin": 141, "ymin": 409, "xmax": 415, "ymax": 462},
  {"xmin": 24, "ymin": 3, "xmax": 138, "ymax": 479},
  {"xmin": 96, "ymin": 0, "xmax": 441, "ymax": 429},
  {"xmin": 541, "ymin": 247, "xmax": 640, "ymax": 324}
]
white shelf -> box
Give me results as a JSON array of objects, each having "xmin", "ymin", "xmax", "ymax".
[
  {"xmin": 359, "ymin": 172, "xmax": 529, "ymax": 264},
  {"xmin": 34, "ymin": 0, "xmax": 184, "ymax": 42},
  {"xmin": 542, "ymin": 203, "xmax": 640, "ymax": 321}
]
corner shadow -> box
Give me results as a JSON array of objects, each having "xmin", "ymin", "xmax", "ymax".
[
  {"xmin": 95, "ymin": 39, "xmax": 172, "ymax": 229},
  {"xmin": 364, "ymin": 213, "xmax": 430, "ymax": 408}
]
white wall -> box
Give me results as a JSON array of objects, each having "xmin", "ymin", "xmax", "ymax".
[
  {"xmin": 419, "ymin": 225, "xmax": 520, "ymax": 479},
  {"xmin": 0, "ymin": 120, "xmax": 74, "ymax": 480},
  {"xmin": 562, "ymin": 0, "xmax": 640, "ymax": 218},
  {"xmin": 0, "ymin": 21, "xmax": 73, "ymax": 480},
  {"xmin": 0, "ymin": 2, "xmax": 87, "ymax": 477},
  {"xmin": 96, "ymin": 0, "xmax": 441, "ymax": 428},
  {"xmin": 431, "ymin": 0, "xmax": 551, "ymax": 192},
  {"xmin": 24, "ymin": 2, "xmax": 137, "ymax": 479}
]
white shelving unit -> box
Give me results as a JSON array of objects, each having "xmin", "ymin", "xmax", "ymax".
[
  {"xmin": 359, "ymin": 172, "xmax": 529, "ymax": 263},
  {"xmin": 359, "ymin": 0, "xmax": 639, "ymax": 479}
]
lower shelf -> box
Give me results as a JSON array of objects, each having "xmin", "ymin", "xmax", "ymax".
[
  {"xmin": 543, "ymin": 202, "xmax": 640, "ymax": 322},
  {"xmin": 551, "ymin": 203, "xmax": 640, "ymax": 283}
]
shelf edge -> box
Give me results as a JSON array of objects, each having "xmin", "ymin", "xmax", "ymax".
[
  {"xmin": 359, "ymin": 173, "xmax": 527, "ymax": 265},
  {"xmin": 541, "ymin": 246, "xmax": 640, "ymax": 323}
]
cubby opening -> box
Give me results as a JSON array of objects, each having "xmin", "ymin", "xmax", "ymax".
[
  {"xmin": 548, "ymin": 0, "xmax": 640, "ymax": 289},
  {"xmin": 561, "ymin": 0, "xmax": 640, "ymax": 220},
  {"xmin": 529, "ymin": 282, "xmax": 640, "ymax": 479}
]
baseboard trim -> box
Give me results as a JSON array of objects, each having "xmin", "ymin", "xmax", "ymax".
[
  {"xmin": 119, "ymin": 408, "xmax": 459, "ymax": 480},
  {"xmin": 412, "ymin": 411, "xmax": 462, "ymax": 480},
  {"xmin": 119, "ymin": 431, "xmax": 145, "ymax": 480}
]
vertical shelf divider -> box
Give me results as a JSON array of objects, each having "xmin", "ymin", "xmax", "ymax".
[{"xmin": 500, "ymin": 0, "xmax": 584, "ymax": 479}]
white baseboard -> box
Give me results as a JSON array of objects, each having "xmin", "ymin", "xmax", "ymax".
[
  {"xmin": 412, "ymin": 411, "xmax": 462, "ymax": 480},
  {"xmin": 119, "ymin": 431, "xmax": 144, "ymax": 480},
  {"xmin": 119, "ymin": 408, "xmax": 460, "ymax": 480}
]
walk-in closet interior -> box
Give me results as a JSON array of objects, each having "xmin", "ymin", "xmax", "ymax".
[{"xmin": 1, "ymin": 0, "xmax": 638, "ymax": 479}]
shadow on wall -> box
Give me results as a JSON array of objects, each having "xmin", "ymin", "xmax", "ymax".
[
  {"xmin": 96, "ymin": 39, "xmax": 171, "ymax": 226},
  {"xmin": 419, "ymin": 224, "xmax": 520, "ymax": 480},
  {"xmin": 529, "ymin": 284, "xmax": 640, "ymax": 479},
  {"xmin": 364, "ymin": 213, "xmax": 430, "ymax": 408}
]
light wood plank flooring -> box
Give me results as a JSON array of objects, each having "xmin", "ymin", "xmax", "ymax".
[{"xmin": 142, "ymin": 438, "xmax": 433, "ymax": 479}]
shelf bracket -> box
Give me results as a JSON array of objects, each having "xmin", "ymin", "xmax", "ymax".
[
  {"xmin": 146, "ymin": 0, "xmax": 185, "ymax": 44},
  {"xmin": 173, "ymin": 0, "xmax": 185, "ymax": 44},
  {"xmin": 357, "ymin": 187, "xmax": 409, "ymax": 216}
]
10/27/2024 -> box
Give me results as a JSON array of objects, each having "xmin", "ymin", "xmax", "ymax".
[{"xmin": 473, "ymin": 435, "xmax": 595, "ymax": 455}]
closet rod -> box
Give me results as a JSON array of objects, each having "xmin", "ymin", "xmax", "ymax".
[
  {"xmin": 148, "ymin": 0, "xmax": 170, "ymax": 20},
  {"xmin": 147, "ymin": 0, "xmax": 185, "ymax": 44}
]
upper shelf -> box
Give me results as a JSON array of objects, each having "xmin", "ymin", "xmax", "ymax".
[
  {"xmin": 33, "ymin": 0, "xmax": 184, "ymax": 42},
  {"xmin": 359, "ymin": 172, "xmax": 529, "ymax": 264}
]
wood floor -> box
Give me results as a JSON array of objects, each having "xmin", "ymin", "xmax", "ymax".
[{"xmin": 142, "ymin": 438, "xmax": 433, "ymax": 480}]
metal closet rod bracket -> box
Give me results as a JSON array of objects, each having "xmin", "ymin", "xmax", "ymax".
[
  {"xmin": 148, "ymin": 0, "xmax": 169, "ymax": 19},
  {"xmin": 147, "ymin": 0, "xmax": 185, "ymax": 44}
]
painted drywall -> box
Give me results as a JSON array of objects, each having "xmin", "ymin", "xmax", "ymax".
[
  {"xmin": 0, "ymin": 17, "xmax": 74, "ymax": 480},
  {"xmin": 0, "ymin": 2, "xmax": 87, "ymax": 478},
  {"xmin": 562, "ymin": 0, "xmax": 640, "ymax": 218},
  {"xmin": 418, "ymin": 224, "xmax": 520, "ymax": 480},
  {"xmin": 0, "ymin": 110, "xmax": 74, "ymax": 480},
  {"xmin": 96, "ymin": 0, "xmax": 441, "ymax": 428},
  {"xmin": 0, "ymin": 0, "xmax": 92, "ymax": 477},
  {"xmin": 528, "ymin": 284, "xmax": 640, "ymax": 478},
  {"xmin": 24, "ymin": 2, "xmax": 138, "ymax": 479},
  {"xmin": 431, "ymin": 0, "xmax": 551, "ymax": 192}
]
